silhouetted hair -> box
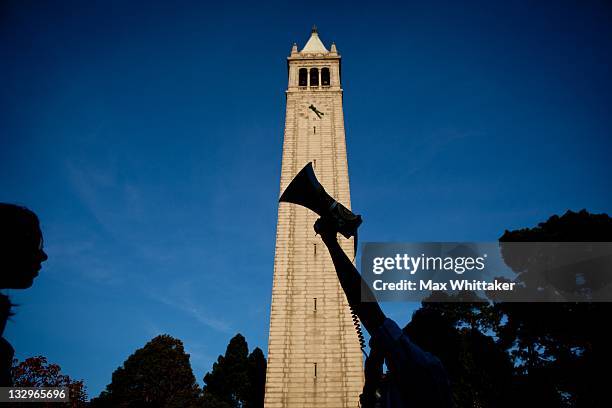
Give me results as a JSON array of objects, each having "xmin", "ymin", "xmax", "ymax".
[
  {"xmin": 0, "ymin": 203, "xmax": 46, "ymax": 290},
  {"xmin": 0, "ymin": 203, "xmax": 40, "ymax": 239}
]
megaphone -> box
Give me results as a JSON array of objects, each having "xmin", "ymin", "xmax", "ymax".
[{"xmin": 279, "ymin": 162, "xmax": 362, "ymax": 239}]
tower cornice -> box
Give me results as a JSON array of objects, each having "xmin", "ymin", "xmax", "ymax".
[{"xmin": 287, "ymin": 55, "xmax": 341, "ymax": 62}]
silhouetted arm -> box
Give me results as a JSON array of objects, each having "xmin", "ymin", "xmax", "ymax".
[
  {"xmin": 316, "ymin": 220, "xmax": 386, "ymax": 335},
  {"xmin": 317, "ymin": 219, "xmax": 453, "ymax": 408}
]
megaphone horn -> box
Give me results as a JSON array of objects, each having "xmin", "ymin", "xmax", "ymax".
[{"xmin": 279, "ymin": 162, "xmax": 362, "ymax": 240}]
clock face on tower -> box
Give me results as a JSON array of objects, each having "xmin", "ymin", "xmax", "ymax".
[{"xmin": 308, "ymin": 104, "xmax": 324, "ymax": 119}]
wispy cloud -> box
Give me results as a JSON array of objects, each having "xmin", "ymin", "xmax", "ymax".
[
  {"xmin": 145, "ymin": 286, "xmax": 232, "ymax": 334},
  {"xmin": 64, "ymin": 159, "xmax": 144, "ymax": 231},
  {"xmin": 143, "ymin": 319, "xmax": 164, "ymax": 338}
]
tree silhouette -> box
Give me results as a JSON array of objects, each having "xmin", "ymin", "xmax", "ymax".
[
  {"xmin": 90, "ymin": 334, "xmax": 201, "ymax": 408},
  {"xmin": 404, "ymin": 301, "xmax": 514, "ymax": 408},
  {"xmin": 201, "ymin": 334, "xmax": 266, "ymax": 408},
  {"xmin": 406, "ymin": 210, "xmax": 612, "ymax": 407},
  {"xmin": 496, "ymin": 210, "xmax": 612, "ymax": 407},
  {"xmin": 12, "ymin": 355, "xmax": 87, "ymax": 407},
  {"xmin": 246, "ymin": 347, "xmax": 266, "ymax": 408}
]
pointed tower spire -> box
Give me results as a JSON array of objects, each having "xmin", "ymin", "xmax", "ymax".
[
  {"xmin": 330, "ymin": 42, "xmax": 337, "ymax": 54},
  {"xmin": 301, "ymin": 26, "xmax": 328, "ymax": 53}
]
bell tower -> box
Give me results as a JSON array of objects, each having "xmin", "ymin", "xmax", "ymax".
[{"xmin": 264, "ymin": 28, "xmax": 364, "ymax": 408}]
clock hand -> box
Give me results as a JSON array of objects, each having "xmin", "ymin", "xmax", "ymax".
[{"xmin": 309, "ymin": 104, "xmax": 325, "ymax": 119}]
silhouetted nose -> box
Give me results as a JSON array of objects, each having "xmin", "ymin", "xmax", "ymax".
[{"xmin": 40, "ymin": 250, "xmax": 48, "ymax": 262}]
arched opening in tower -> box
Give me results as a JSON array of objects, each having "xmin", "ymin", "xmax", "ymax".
[
  {"xmin": 321, "ymin": 68, "xmax": 330, "ymax": 86},
  {"xmin": 298, "ymin": 68, "xmax": 308, "ymax": 87},
  {"xmin": 310, "ymin": 68, "xmax": 319, "ymax": 87}
]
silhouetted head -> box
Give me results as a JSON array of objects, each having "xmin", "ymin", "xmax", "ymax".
[{"xmin": 0, "ymin": 203, "xmax": 47, "ymax": 289}]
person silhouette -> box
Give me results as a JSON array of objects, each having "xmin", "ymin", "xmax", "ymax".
[
  {"xmin": 0, "ymin": 203, "xmax": 48, "ymax": 386},
  {"xmin": 314, "ymin": 216, "xmax": 452, "ymax": 408}
]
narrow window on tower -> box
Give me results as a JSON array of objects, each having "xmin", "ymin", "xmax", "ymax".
[
  {"xmin": 313, "ymin": 243, "xmax": 317, "ymax": 255},
  {"xmin": 313, "ymin": 159, "xmax": 316, "ymax": 169},
  {"xmin": 313, "ymin": 126, "xmax": 316, "ymax": 134},
  {"xmin": 298, "ymin": 68, "xmax": 308, "ymax": 87},
  {"xmin": 310, "ymin": 68, "xmax": 319, "ymax": 87},
  {"xmin": 313, "ymin": 297, "xmax": 317, "ymax": 311},
  {"xmin": 314, "ymin": 362, "xmax": 317, "ymax": 378},
  {"xmin": 321, "ymin": 68, "xmax": 330, "ymax": 86}
]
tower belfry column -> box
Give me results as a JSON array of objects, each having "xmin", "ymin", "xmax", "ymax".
[{"xmin": 264, "ymin": 28, "xmax": 364, "ymax": 408}]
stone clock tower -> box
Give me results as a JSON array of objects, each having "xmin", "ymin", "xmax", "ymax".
[{"xmin": 264, "ymin": 28, "xmax": 364, "ymax": 408}]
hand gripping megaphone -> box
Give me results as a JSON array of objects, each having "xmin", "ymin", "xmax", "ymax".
[{"xmin": 279, "ymin": 162, "xmax": 362, "ymax": 240}]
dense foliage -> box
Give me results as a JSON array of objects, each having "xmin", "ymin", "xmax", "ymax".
[
  {"xmin": 90, "ymin": 335, "xmax": 201, "ymax": 407},
  {"xmin": 12, "ymin": 355, "xmax": 87, "ymax": 407},
  {"xmin": 405, "ymin": 210, "xmax": 611, "ymax": 407},
  {"xmin": 201, "ymin": 334, "xmax": 266, "ymax": 408},
  {"xmin": 87, "ymin": 333, "xmax": 266, "ymax": 407}
]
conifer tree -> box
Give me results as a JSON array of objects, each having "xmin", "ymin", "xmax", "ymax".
[{"xmin": 202, "ymin": 334, "xmax": 266, "ymax": 408}]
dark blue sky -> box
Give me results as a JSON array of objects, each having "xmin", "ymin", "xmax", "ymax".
[{"xmin": 1, "ymin": 0, "xmax": 611, "ymax": 398}]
